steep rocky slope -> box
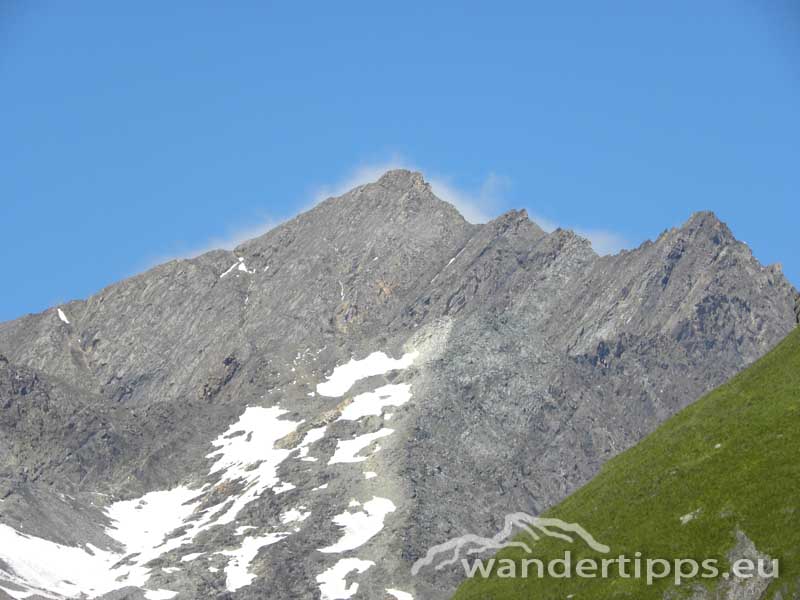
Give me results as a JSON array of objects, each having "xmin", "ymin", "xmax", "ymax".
[
  {"xmin": 0, "ymin": 170, "xmax": 796, "ymax": 599},
  {"xmin": 453, "ymin": 325, "xmax": 800, "ymax": 600}
]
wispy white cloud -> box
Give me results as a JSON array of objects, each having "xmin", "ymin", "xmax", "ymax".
[
  {"xmin": 195, "ymin": 220, "xmax": 283, "ymax": 253},
  {"xmin": 309, "ymin": 157, "xmax": 408, "ymax": 207},
  {"xmin": 138, "ymin": 218, "xmax": 284, "ymax": 272},
  {"xmin": 427, "ymin": 172, "xmax": 509, "ymax": 224},
  {"xmin": 529, "ymin": 212, "xmax": 630, "ymax": 256},
  {"xmin": 573, "ymin": 228, "xmax": 630, "ymax": 256},
  {"xmin": 527, "ymin": 213, "xmax": 560, "ymax": 234}
]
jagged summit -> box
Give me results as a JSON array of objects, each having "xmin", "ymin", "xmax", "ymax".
[
  {"xmin": 686, "ymin": 209, "xmax": 723, "ymax": 225},
  {"xmin": 645, "ymin": 210, "xmax": 739, "ymax": 254},
  {"xmin": 300, "ymin": 169, "xmax": 467, "ymax": 227},
  {"xmin": 680, "ymin": 210, "xmax": 734, "ymax": 243},
  {"xmin": 375, "ymin": 168, "xmax": 429, "ymax": 191}
]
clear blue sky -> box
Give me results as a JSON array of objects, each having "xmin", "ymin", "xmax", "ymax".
[{"xmin": 1, "ymin": 2, "xmax": 798, "ymax": 322}]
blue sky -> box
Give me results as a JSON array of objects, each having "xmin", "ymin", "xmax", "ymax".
[{"xmin": 1, "ymin": 2, "xmax": 798, "ymax": 322}]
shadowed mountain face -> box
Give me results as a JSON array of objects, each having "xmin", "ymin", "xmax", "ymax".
[{"xmin": 0, "ymin": 170, "xmax": 796, "ymax": 599}]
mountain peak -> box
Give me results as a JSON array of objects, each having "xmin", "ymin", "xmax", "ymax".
[
  {"xmin": 685, "ymin": 210, "xmax": 724, "ymax": 228},
  {"xmin": 682, "ymin": 211, "xmax": 732, "ymax": 240},
  {"xmin": 344, "ymin": 169, "xmax": 467, "ymax": 225},
  {"xmin": 375, "ymin": 168, "xmax": 429, "ymax": 191},
  {"xmin": 654, "ymin": 210, "xmax": 735, "ymax": 249}
]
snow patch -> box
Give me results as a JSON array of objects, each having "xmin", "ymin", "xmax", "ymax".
[
  {"xmin": 221, "ymin": 256, "xmax": 254, "ymax": 278},
  {"xmin": 181, "ymin": 553, "xmax": 204, "ymax": 563},
  {"xmin": 281, "ymin": 507, "xmax": 311, "ymax": 524},
  {"xmin": 317, "ymin": 351, "xmax": 418, "ymax": 397},
  {"xmin": 387, "ymin": 589, "xmax": 414, "ymax": 600},
  {"xmin": 144, "ymin": 590, "xmax": 178, "ymax": 600},
  {"xmin": 319, "ymin": 497, "xmax": 396, "ymax": 553},
  {"xmin": 297, "ymin": 426, "xmax": 327, "ymax": 461},
  {"xmin": 57, "ymin": 308, "xmax": 70, "ymax": 324},
  {"xmin": 235, "ymin": 526, "xmax": 256, "ymax": 536},
  {"xmin": 328, "ymin": 429, "xmax": 394, "ymax": 464},
  {"xmin": 221, "ymin": 533, "xmax": 288, "ymax": 592},
  {"xmin": 104, "ymin": 486, "xmax": 201, "ymax": 559},
  {"xmin": 338, "ymin": 384, "xmax": 411, "ymax": 421},
  {"xmin": 274, "ymin": 481, "xmax": 296, "ymax": 494},
  {"xmin": 316, "ymin": 558, "xmax": 374, "ymax": 600}
]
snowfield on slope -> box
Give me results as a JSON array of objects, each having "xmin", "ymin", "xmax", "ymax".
[{"xmin": 0, "ymin": 348, "xmax": 418, "ymax": 600}]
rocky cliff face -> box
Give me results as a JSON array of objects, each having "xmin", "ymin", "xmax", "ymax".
[{"xmin": 0, "ymin": 170, "xmax": 796, "ymax": 600}]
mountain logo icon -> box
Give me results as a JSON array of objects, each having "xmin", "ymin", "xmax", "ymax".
[{"xmin": 411, "ymin": 513, "xmax": 610, "ymax": 575}]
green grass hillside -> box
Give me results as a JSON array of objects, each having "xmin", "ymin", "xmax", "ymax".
[{"xmin": 453, "ymin": 327, "xmax": 800, "ymax": 599}]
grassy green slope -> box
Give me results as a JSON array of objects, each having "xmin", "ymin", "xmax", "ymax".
[{"xmin": 453, "ymin": 327, "xmax": 800, "ymax": 599}]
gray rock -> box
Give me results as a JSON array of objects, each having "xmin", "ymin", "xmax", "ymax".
[
  {"xmin": 0, "ymin": 170, "xmax": 796, "ymax": 599},
  {"xmin": 665, "ymin": 530, "xmax": 778, "ymax": 600}
]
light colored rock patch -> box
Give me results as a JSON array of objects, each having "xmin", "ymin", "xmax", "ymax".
[
  {"xmin": 680, "ymin": 508, "xmax": 701, "ymax": 525},
  {"xmin": 663, "ymin": 530, "xmax": 777, "ymax": 600}
]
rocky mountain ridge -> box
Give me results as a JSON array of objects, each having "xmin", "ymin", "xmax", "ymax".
[{"xmin": 0, "ymin": 170, "xmax": 796, "ymax": 599}]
